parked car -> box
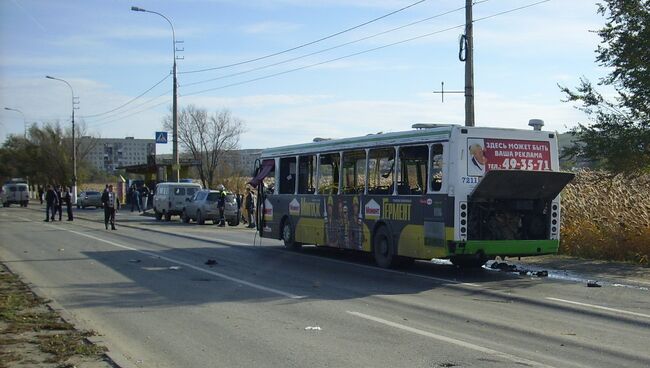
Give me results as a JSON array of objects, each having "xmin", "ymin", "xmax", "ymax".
[
  {"xmin": 77, "ymin": 191, "xmax": 103, "ymax": 209},
  {"xmin": 182, "ymin": 190, "xmax": 240, "ymax": 225},
  {"xmin": 153, "ymin": 182, "xmax": 202, "ymax": 221},
  {"xmin": 1, "ymin": 182, "xmax": 30, "ymax": 207}
]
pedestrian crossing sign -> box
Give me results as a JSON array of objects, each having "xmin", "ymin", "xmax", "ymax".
[{"xmin": 155, "ymin": 131, "xmax": 168, "ymax": 144}]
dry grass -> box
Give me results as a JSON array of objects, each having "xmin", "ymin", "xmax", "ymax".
[
  {"xmin": 561, "ymin": 170, "xmax": 650, "ymax": 265},
  {"xmin": 0, "ymin": 266, "xmax": 108, "ymax": 367}
]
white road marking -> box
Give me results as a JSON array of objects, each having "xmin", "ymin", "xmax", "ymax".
[
  {"xmin": 23, "ymin": 214, "xmax": 479, "ymax": 288},
  {"xmin": 37, "ymin": 222, "xmax": 305, "ymax": 300},
  {"xmin": 546, "ymin": 297, "xmax": 650, "ymax": 319},
  {"xmin": 347, "ymin": 311, "xmax": 555, "ymax": 368}
]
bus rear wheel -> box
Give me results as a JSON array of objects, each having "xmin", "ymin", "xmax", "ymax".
[
  {"xmin": 373, "ymin": 226, "xmax": 397, "ymax": 268},
  {"xmin": 282, "ymin": 219, "xmax": 301, "ymax": 250}
]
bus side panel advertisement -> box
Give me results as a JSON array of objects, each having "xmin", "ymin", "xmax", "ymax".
[
  {"xmin": 324, "ymin": 195, "xmax": 364, "ymax": 250},
  {"xmin": 467, "ymin": 138, "xmax": 551, "ymax": 176}
]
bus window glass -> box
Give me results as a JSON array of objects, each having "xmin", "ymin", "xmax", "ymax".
[
  {"xmin": 298, "ymin": 155, "xmax": 316, "ymax": 194},
  {"xmin": 318, "ymin": 153, "xmax": 340, "ymax": 194},
  {"xmin": 279, "ymin": 157, "xmax": 297, "ymax": 194},
  {"xmin": 398, "ymin": 145, "xmax": 428, "ymax": 195},
  {"xmin": 342, "ymin": 150, "xmax": 366, "ymax": 194},
  {"xmin": 368, "ymin": 148, "xmax": 395, "ymax": 194},
  {"xmin": 430, "ymin": 144, "xmax": 444, "ymax": 192}
]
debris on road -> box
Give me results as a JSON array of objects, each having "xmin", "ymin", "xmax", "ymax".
[
  {"xmin": 168, "ymin": 266, "xmax": 182, "ymax": 271},
  {"xmin": 587, "ymin": 280, "xmax": 602, "ymax": 287},
  {"xmin": 128, "ymin": 259, "xmax": 142, "ymax": 263},
  {"xmin": 205, "ymin": 259, "xmax": 218, "ymax": 266},
  {"xmin": 305, "ymin": 326, "xmax": 322, "ymax": 331}
]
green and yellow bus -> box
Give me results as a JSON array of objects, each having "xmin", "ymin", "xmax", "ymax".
[{"xmin": 249, "ymin": 124, "xmax": 574, "ymax": 268}]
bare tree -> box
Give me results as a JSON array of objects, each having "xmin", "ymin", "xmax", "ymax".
[{"xmin": 163, "ymin": 105, "xmax": 245, "ymax": 188}]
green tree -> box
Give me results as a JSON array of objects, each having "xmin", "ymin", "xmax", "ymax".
[{"xmin": 560, "ymin": 0, "xmax": 649, "ymax": 176}]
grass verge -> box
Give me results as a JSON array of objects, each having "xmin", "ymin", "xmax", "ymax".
[{"xmin": 0, "ymin": 263, "xmax": 111, "ymax": 368}]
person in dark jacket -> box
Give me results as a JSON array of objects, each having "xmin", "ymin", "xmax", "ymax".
[
  {"xmin": 54, "ymin": 185, "xmax": 63, "ymax": 221},
  {"xmin": 44, "ymin": 185, "xmax": 57, "ymax": 222},
  {"xmin": 217, "ymin": 190, "xmax": 226, "ymax": 227},
  {"xmin": 101, "ymin": 184, "xmax": 118, "ymax": 230},
  {"xmin": 63, "ymin": 186, "xmax": 73, "ymax": 221},
  {"xmin": 38, "ymin": 186, "xmax": 44, "ymax": 205},
  {"xmin": 245, "ymin": 188, "xmax": 255, "ymax": 228}
]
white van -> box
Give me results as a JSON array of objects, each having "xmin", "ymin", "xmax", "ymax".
[
  {"xmin": 1, "ymin": 182, "xmax": 30, "ymax": 207},
  {"xmin": 153, "ymin": 182, "xmax": 202, "ymax": 221}
]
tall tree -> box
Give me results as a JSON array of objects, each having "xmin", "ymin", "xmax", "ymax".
[
  {"xmin": 560, "ymin": 0, "xmax": 649, "ymax": 176},
  {"xmin": 163, "ymin": 106, "xmax": 245, "ymax": 188}
]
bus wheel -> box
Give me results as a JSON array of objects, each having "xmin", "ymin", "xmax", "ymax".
[
  {"xmin": 450, "ymin": 254, "xmax": 488, "ymax": 268},
  {"xmin": 282, "ymin": 219, "xmax": 301, "ymax": 250},
  {"xmin": 373, "ymin": 226, "xmax": 397, "ymax": 268},
  {"xmin": 164, "ymin": 211, "xmax": 172, "ymax": 221}
]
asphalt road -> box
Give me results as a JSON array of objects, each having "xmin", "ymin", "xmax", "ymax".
[{"xmin": 1, "ymin": 205, "xmax": 649, "ymax": 368}]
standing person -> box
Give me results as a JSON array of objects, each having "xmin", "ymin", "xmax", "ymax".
[
  {"xmin": 245, "ymin": 188, "xmax": 255, "ymax": 228},
  {"xmin": 38, "ymin": 186, "xmax": 44, "ymax": 205},
  {"xmin": 130, "ymin": 184, "xmax": 141, "ymax": 212},
  {"xmin": 235, "ymin": 192, "xmax": 245, "ymax": 224},
  {"xmin": 63, "ymin": 186, "xmax": 73, "ymax": 221},
  {"xmin": 140, "ymin": 185, "xmax": 150, "ymax": 211},
  {"xmin": 217, "ymin": 188, "xmax": 226, "ymax": 227},
  {"xmin": 54, "ymin": 185, "xmax": 63, "ymax": 221},
  {"xmin": 102, "ymin": 184, "xmax": 118, "ymax": 230},
  {"xmin": 44, "ymin": 185, "xmax": 57, "ymax": 222}
]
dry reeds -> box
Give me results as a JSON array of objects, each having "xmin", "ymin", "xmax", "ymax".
[{"xmin": 561, "ymin": 170, "xmax": 650, "ymax": 265}]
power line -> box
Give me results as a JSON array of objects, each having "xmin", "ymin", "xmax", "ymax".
[
  {"xmin": 80, "ymin": 73, "xmax": 171, "ymax": 118},
  {"xmin": 180, "ymin": 0, "xmax": 548, "ymax": 97},
  {"xmin": 179, "ymin": 0, "xmax": 430, "ymax": 75},
  {"xmin": 181, "ymin": 2, "xmax": 488, "ymax": 89},
  {"xmin": 182, "ymin": 23, "xmax": 466, "ymax": 97},
  {"xmin": 91, "ymin": 0, "xmax": 550, "ymax": 124},
  {"xmin": 86, "ymin": 88, "xmax": 172, "ymax": 127}
]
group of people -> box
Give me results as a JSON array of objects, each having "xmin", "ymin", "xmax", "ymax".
[
  {"xmin": 43, "ymin": 185, "xmax": 73, "ymax": 222},
  {"xmin": 127, "ymin": 184, "xmax": 151, "ymax": 213}
]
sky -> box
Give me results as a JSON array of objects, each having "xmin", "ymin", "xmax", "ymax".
[{"xmin": 0, "ymin": 0, "xmax": 608, "ymax": 154}]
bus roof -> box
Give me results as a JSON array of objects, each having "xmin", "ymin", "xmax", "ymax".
[{"xmin": 261, "ymin": 125, "xmax": 455, "ymax": 158}]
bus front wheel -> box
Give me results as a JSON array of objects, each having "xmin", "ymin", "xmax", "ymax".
[
  {"xmin": 282, "ymin": 219, "xmax": 301, "ymax": 250},
  {"xmin": 373, "ymin": 226, "xmax": 397, "ymax": 268}
]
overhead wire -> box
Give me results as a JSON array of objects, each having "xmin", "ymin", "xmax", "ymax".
[
  {"xmin": 181, "ymin": 2, "xmax": 488, "ymax": 89},
  {"xmin": 179, "ymin": 0, "xmax": 430, "ymax": 74},
  {"xmin": 94, "ymin": 0, "xmax": 550, "ymax": 124},
  {"xmin": 86, "ymin": 88, "xmax": 172, "ymax": 127},
  {"xmin": 180, "ymin": 0, "xmax": 548, "ymax": 97},
  {"xmin": 80, "ymin": 73, "xmax": 171, "ymax": 118}
]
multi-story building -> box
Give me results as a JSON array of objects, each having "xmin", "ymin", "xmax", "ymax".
[
  {"xmin": 79, "ymin": 136, "xmax": 156, "ymax": 173},
  {"xmin": 219, "ymin": 149, "xmax": 262, "ymax": 176}
]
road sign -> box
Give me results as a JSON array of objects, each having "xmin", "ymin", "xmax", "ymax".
[{"xmin": 155, "ymin": 131, "xmax": 168, "ymax": 144}]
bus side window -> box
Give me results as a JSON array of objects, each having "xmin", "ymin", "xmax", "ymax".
[
  {"xmin": 318, "ymin": 153, "xmax": 340, "ymax": 195},
  {"xmin": 298, "ymin": 155, "xmax": 316, "ymax": 194},
  {"xmin": 368, "ymin": 148, "xmax": 394, "ymax": 195},
  {"xmin": 279, "ymin": 157, "xmax": 296, "ymax": 194},
  {"xmin": 430, "ymin": 144, "xmax": 444, "ymax": 192},
  {"xmin": 342, "ymin": 150, "xmax": 366, "ymax": 194},
  {"xmin": 398, "ymin": 145, "xmax": 428, "ymax": 195}
]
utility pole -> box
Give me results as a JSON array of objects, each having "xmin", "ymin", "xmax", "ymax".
[{"xmin": 464, "ymin": 0, "xmax": 475, "ymax": 127}]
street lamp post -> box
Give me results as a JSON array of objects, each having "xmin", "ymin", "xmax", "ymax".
[
  {"xmin": 3, "ymin": 107, "xmax": 26, "ymax": 138},
  {"xmin": 131, "ymin": 5, "xmax": 180, "ymax": 182},
  {"xmin": 45, "ymin": 75, "xmax": 77, "ymax": 204}
]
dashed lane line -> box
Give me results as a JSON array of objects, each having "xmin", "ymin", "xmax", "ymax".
[
  {"xmin": 347, "ymin": 311, "xmax": 556, "ymax": 368},
  {"xmin": 31, "ymin": 219, "xmax": 306, "ymax": 300},
  {"xmin": 546, "ymin": 297, "xmax": 650, "ymax": 319}
]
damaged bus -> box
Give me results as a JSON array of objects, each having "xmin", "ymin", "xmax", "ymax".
[{"xmin": 249, "ymin": 123, "xmax": 574, "ymax": 268}]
